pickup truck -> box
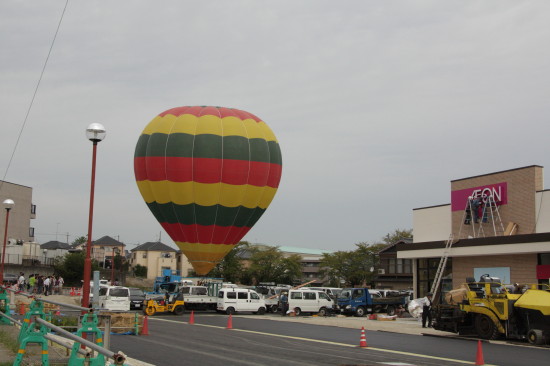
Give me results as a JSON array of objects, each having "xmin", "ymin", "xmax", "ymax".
[{"xmin": 337, "ymin": 287, "xmax": 406, "ymax": 317}]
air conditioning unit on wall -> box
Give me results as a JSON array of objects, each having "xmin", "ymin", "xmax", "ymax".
[{"xmin": 377, "ymin": 269, "xmax": 385, "ymax": 275}]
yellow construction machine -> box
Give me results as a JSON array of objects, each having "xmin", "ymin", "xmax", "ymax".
[
  {"xmin": 143, "ymin": 293, "xmax": 185, "ymax": 316},
  {"xmin": 433, "ymin": 276, "xmax": 550, "ymax": 345}
]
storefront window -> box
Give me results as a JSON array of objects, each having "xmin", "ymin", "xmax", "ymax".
[{"xmin": 416, "ymin": 258, "xmax": 452, "ymax": 300}]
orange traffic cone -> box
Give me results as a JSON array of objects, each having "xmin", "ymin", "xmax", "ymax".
[
  {"xmin": 142, "ymin": 316, "xmax": 149, "ymax": 336},
  {"xmin": 189, "ymin": 311, "xmax": 195, "ymax": 325},
  {"xmin": 475, "ymin": 340, "xmax": 485, "ymax": 365},
  {"xmin": 227, "ymin": 314, "xmax": 233, "ymax": 329},
  {"xmin": 359, "ymin": 327, "xmax": 368, "ymax": 348},
  {"xmin": 19, "ymin": 303, "xmax": 26, "ymax": 315}
]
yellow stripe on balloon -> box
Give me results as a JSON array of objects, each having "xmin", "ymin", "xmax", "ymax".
[
  {"xmin": 177, "ymin": 242, "xmax": 236, "ymax": 256},
  {"xmin": 257, "ymin": 121, "xmax": 278, "ymax": 142},
  {"xmin": 191, "ymin": 261, "xmax": 219, "ymax": 275},
  {"xmin": 140, "ymin": 114, "xmax": 278, "ymax": 141},
  {"xmin": 220, "ymin": 116, "xmax": 247, "ymax": 137},
  {"xmin": 193, "ymin": 182, "xmax": 222, "ymax": 206},
  {"xmin": 141, "ymin": 114, "xmax": 176, "ymax": 135},
  {"xmin": 136, "ymin": 181, "xmax": 277, "ymax": 209},
  {"xmin": 195, "ymin": 114, "xmax": 223, "ymax": 135},
  {"xmin": 171, "ymin": 113, "xmax": 199, "ymax": 134}
]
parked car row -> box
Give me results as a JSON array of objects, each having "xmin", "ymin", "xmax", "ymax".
[{"xmin": 89, "ymin": 285, "xmax": 411, "ymax": 316}]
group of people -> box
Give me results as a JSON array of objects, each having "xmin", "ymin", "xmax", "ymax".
[{"xmin": 14, "ymin": 272, "xmax": 64, "ymax": 296}]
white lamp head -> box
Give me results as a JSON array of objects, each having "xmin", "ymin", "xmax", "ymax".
[
  {"xmin": 3, "ymin": 199, "xmax": 14, "ymax": 211},
  {"xmin": 86, "ymin": 123, "xmax": 106, "ymax": 142}
]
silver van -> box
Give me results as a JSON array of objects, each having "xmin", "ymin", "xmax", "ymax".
[
  {"xmin": 98, "ymin": 286, "xmax": 131, "ymax": 311},
  {"xmin": 288, "ymin": 289, "xmax": 333, "ymax": 316}
]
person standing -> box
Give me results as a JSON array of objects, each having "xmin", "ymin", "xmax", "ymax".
[
  {"xmin": 17, "ymin": 272, "xmax": 25, "ymax": 291},
  {"xmin": 43, "ymin": 276, "xmax": 51, "ymax": 296},
  {"xmin": 422, "ymin": 292, "xmax": 433, "ymax": 328},
  {"xmin": 28, "ymin": 274, "xmax": 35, "ymax": 293},
  {"xmin": 57, "ymin": 276, "xmax": 64, "ymax": 294},
  {"xmin": 280, "ymin": 292, "xmax": 289, "ymax": 316},
  {"xmin": 37, "ymin": 275, "xmax": 44, "ymax": 295}
]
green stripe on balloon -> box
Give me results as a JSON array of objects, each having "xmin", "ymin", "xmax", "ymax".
[
  {"xmin": 146, "ymin": 202, "xmax": 266, "ymax": 227},
  {"xmin": 135, "ymin": 133, "xmax": 281, "ymax": 165}
]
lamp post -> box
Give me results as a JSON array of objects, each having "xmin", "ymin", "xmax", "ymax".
[
  {"xmin": 110, "ymin": 247, "xmax": 120, "ymax": 285},
  {"xmin": 1, "ymin": 199, "xmax": 15, "ymax": 284},
  {"xmin": 81, "ymin": 123, "xmax": 106, "ymax": 309}
]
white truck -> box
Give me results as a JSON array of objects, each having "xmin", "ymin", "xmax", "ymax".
[{"xmin": 181, "ymin": 284, "xmax": 220, "ymax": 311}]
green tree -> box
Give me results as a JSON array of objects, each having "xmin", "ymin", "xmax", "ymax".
[
  {"xmin": 72, "ymin": 236, "xmax": 87, "ymax": 246},
  {"xmin": 247, "ymin": 247, "xmax": 302, "ymax": 285},
  {"xmin": 381, "ymin": 229, "xmax": 413, "ymax": 245},
  {"xmin": 52, "ymin": 252, "xmax": 100, "ymax": 286},
  {"xmin": 208, "ymin": 241, "xmax": 249, "ymax": 282},
  {"xmin": 133, "ymin": 264, "xmax": 147, "ymax": 278},
  {"xmin": 320, "ymin": 242, "xmax": 383, "ymax": 287}
]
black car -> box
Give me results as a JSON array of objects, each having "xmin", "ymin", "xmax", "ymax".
[{"xmin": 129, "ymin": 287, "xmax": 146, "ymax": 310}]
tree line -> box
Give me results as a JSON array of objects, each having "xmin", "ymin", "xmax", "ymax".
[{"xmin": 52, "ymin": 229, "xmax": 412, "ymax": 287}]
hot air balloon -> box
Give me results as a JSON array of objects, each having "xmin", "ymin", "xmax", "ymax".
[{"xmin": 134, "ymin": 106, "xmax": 282, "ymax": 275}]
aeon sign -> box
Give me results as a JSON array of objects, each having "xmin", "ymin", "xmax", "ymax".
[{"xmin": 451, "ymin": 182, "xmax": 508, "ymax": 212}]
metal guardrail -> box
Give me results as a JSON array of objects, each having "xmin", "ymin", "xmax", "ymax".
[
  {"xmin": 0, "ymin": 286, "xmax": 130, "ymax": 365},
  {"xmin": 35, "ymin": 318, "xmax": 126, "ymax": 364}
]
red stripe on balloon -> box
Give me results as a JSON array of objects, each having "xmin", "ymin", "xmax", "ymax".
[
  {"xmin": 160, "ymin": 222, "xmax": 251, "ymax": 244},
  {"xmin": 158, "ymin": 106, "xmax": 262, "ymax": 122},
  {"xmin": 134, "ymin": 157, "xmax": 281, "ymax": 188}
]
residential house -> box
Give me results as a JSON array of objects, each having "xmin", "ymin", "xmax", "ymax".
[
  {"xmin": 40, "ymin": 240, "xmax": 71, "ymax": 265},
  {"xmin": 130, "ymin": 241, "xmax": 193, "ymax": 280},
  {"xmin": 71, "ymin": 235, "xmax": 125, "ymax": 268}
]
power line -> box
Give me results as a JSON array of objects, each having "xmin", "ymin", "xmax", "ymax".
[{"xmin": 0, "ymin": 0, "xmax": 69, "ymax": 192}]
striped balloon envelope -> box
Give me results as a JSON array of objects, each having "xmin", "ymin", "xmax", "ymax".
[{"xmin": 134, "ymin": 106, "xmax": 282, "ymax": 275}]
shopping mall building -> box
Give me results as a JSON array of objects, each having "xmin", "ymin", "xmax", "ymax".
[{"xmin": 397, "ymin": 165, "xmax": 550, "ymax": 299}]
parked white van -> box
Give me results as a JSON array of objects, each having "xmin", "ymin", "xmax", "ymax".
[
  {"xmin": 98, "ymin": 286, "xmax": 131, "ymax": 311},
  {"xmin": 308, "ymin": 287, "xmax": 343, "ymax": 299},
  {"xmin": 288, "ymin": 289, "xmax": 333, "ymax": 316},
  {"xmin": 217, "ymin": 288, "xmax": 266, "ymax": 315}
]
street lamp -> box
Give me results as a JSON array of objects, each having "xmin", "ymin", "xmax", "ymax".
[
  {"xmin": 81, "ymin": 123, "xmax": 106, "ymax": 309},
  {"xmin": 0, "ymin": 199, "xmax": 15, "ymax": 284}
]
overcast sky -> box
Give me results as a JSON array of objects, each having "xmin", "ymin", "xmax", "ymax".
[{"xmin": 1, "ymin": 1, "xmax": 550, "ymax": 252}]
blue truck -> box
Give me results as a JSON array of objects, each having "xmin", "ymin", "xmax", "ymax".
[{"xmin": 337, "ymin": 288, "xmax": 407, "ymax": 317}]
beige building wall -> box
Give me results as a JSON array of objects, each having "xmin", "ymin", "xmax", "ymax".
[
  {"xmin": 535, "ymin": 190, "xmax": 550, "ymax": 233},
  {"xmin": 177, "ymin": 253, "xmax": 194, "ymax": 277},
  {"xmin": 91, "ymin": 245, "xmax": 124, "ymax": 264},
  {"xmin": 0, "ymin": 181, "xmax": 35, "ymax": 242},
  {"xmin": 451, "ymin": 166, "xmax": 543, "ymax": 238},
  {"xmin": 132, "ymin": 250, "xmax": 178, "ymax": 279},
  {"xmin": 413, "ymin": 204, "xmax": 451, "ymax": 243}
]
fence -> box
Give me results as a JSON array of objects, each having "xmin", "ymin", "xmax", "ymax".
[
  {"xmin": 0, "ymin": 254, "xmax": 55, "ymax": 266},
  {"xmin": 0, "ymin": 286, "xmax": 141, "ymax": 365}
]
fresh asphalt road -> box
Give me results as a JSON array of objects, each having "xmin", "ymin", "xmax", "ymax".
[{"xmin": 111, "ymin": 313, "xmax": 550, "ymax": 366}]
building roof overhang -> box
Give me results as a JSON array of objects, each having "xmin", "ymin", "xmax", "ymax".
[{"xmin": 396, "ymin": 232, "xmax": 550, "ymax": 259}]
